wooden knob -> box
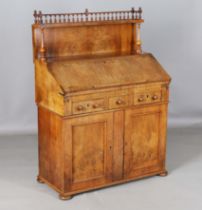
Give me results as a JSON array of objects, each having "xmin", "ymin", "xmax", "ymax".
[
  {"xmin": 138, "ymin": 97, "xmax": 144, "ymax": 102},
  {"xmin": 116, "ymin": 99, "xmax": 124, "ymax": 105},
  {"xmin": 77, "ymin": 105, "xmax": 85, "ymax": 111},
  {"xmin": 92, "ymin": 104, "xmax": 100, "ymax": 109},
  {"xmin": 152, "ymin": 95, "xmax": 158, "ymax": 100}
]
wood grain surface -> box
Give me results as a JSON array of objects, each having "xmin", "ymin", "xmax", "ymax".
[{"xmin": 33, "ymin": 8, "xmax": 171, "ymax": 200}]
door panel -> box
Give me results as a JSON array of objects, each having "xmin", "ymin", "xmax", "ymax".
[
  {"xmin": 124, "ymin": 105, "xmax": 165, "ymax": 179},
  {"xmin": 64, "ymin": 113, "xmax": 113, "ymax": 191},
  {"xmin": 72, "ymin": 122, "xmax": 105, "ymax": 183}
]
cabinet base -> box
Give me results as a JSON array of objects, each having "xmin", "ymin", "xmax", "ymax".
[
  {"xmin": 59, "ymin": 194, "xmax": 72, "ymax": 200},
  {"xmin": 37, "ymin": 175, "xmax": 45, "ymax": 184},
  {"xmin": 37, "ymin": 170, "xmax": 167, "ymax": 200},
  {"xmin": 158, "ymin": 170, "xmax": 168, "ymax": 177}
]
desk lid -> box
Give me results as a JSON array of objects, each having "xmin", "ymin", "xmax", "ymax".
[{"xmin": 47, "ymin": 53, "xmax": 171, "ymax": 93}]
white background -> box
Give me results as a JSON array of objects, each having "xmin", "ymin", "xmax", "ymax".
[{"xmin": 0, "ymin": 0, "xmax": 201, "ymax": 134}]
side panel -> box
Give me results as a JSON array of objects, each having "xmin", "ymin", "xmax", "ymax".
[
  {"xmin": 38, "ymin": 107, "xmax": 64, "ymax": 191},
  {"xmin": 35, "ymin": 60, "xmax": 65, "ymax": 115}
]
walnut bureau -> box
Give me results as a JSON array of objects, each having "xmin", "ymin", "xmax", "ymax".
[{"xmin": 32, "ymin": 8, "xmax": 171, "ymax": 200}]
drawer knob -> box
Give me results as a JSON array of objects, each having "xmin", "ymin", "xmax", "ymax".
[
  {"xmin": 116, "ymin": 99, "xmax": 125, "ymax": 105},
  {"xmin": 152, "ymin": 95, "xmax": 158, "ymax": 100},
  {"xmin": 138, "ymin": 96, "xmax": 145, "ymax": 102},
  {"xmin": 92, "ymin": 104, "xmax": 100, "ymax": 109},
  {"xmin": 77, "ymin": 105, "xmax": 85, "ymax": 111}
]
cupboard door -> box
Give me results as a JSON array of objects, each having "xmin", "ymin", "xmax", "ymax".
[
  {"xmin": 64, "ymin": 113, "xmax": 113, "ymax": 191},
  {"xmin": 124, "ymin": 105, "xmax": 167, "ymax": 179}
]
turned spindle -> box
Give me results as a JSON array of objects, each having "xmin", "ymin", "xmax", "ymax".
[
  {"xmin": 131, "ymin": 7, "xmax": 135, "ymax": 19},
  {"xmin": 138, "ymin": 7, "xmax": 142, "ymax": 19},
  {"xmin": 135, "ymin": 23, "xmax": 142, "ymax": 54},
  {"xmin": 39, "ymin": 28, "xmax": 46, "ymax": 62},
  {"xmin": 85, "ymin": 9, "xmax": 89, "ymax": 21},
  {"xmin": 38, "ymin": 11, "xmax": 43, "ymax": 24},
  {"xmin": 33, "ymin": 10, "xmax": 38, "ymax": 24}
]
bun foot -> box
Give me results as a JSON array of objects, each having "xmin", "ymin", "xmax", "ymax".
[
  {"xmin": 59, "ymin": 194, "xmax": 72, "ymax": 200},
  {"xmin": 158, "ymin": 170, "xmax": 168, "ymax": 177},
  {"xmin": 37, "ymin": 176, "xmax": 44, "ymax": 184}
]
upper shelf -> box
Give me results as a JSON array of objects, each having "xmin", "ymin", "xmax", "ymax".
[
  {"xmin": 47, "ymin": 53, "xmax": 171, "ymax": 94},
  {"xmin": 32, "ymin": 8, "xmax": 144, "ymax": 61}
]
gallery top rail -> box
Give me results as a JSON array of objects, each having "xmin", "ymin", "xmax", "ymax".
[{"xmin": 33, "ymin": 7, "xmax": 143, "ymax": 25}]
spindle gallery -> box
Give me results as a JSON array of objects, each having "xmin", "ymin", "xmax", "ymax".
[
  {"xmin": 33, "ymin": 8, "xmax": 142, "ymax": 24},
  {"xmin": 32, "ymin": 7, "xmax": 171, "ymax": 200}
]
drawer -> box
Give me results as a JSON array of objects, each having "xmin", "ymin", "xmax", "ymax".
[
  {"xmin": 134, "ymin": 89, "xmax": 161, "ymax": 105},
  {"xmin": 109, "ymin": 95, "xmax": 129, "ymax": 109},
  {"xmin": 73, "ymin": 99, "xmax": 105, "ymax": 114}
]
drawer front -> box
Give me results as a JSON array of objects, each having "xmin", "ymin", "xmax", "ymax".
[
  {"xmin": 134, "ymin": 89, "xmax": 161, "ymax": 105},
  {"xmin": 72, "ymin": 99, "xmax": 105, "ymax": 114},
  {"xmin": 109, "ymin": 95, "xmax": 129, "ymax": 109}
]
